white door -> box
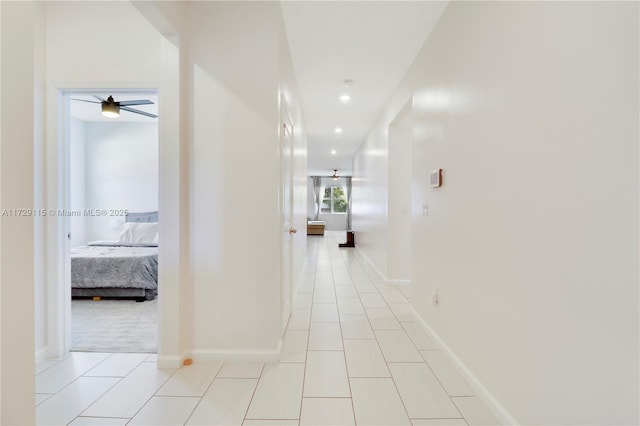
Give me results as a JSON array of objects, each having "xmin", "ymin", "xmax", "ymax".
[{"xmin": 280, "ymin": 100, "xmax": 295, "ymax": 330}]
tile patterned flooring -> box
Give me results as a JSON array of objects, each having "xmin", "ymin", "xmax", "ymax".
[{"xmin": 35, "ymin": 232, "xmax": 500, "ymax": 426}]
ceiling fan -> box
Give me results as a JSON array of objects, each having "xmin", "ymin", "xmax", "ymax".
[{"xmin": 71, "ymin": 95, "xmax": 158, "ymax": 119}]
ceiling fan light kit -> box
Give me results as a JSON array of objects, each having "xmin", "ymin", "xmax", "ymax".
[
  {"xmin": 101, "ymin": 98, "xmax": 120, "ymax": 118},
  {"xmin": 71, "ymin": 94, "xmax": 158, "ymax": 119}
]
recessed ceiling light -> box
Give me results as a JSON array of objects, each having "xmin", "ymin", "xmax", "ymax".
[
  {"xmin": 340, "ymin": 94, "xmax": 351, "ymax": 102},
  {"xmin": 331, "ymin": 150, "xmax": 337, "ymax": 155},
  {"xmin": 335, "ymin": 127, "xmax": 343, "ymax": 134}
]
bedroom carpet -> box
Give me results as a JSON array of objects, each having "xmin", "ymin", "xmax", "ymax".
[{"xmin": 71, "ymin": 298, "xmax": 157, "ymax": 353}]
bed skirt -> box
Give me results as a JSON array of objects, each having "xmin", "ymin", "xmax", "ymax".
[{"xmin": 71, "ymin": 287, "xmax": 157, "ymax": 300}]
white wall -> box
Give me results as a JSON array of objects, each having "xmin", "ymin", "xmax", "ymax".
[
  {"xmin": 318, "ymin": 214, "xmax": 346, "ymax": 231},
  {"xmin": 279, "ymin": 6, "xmax": 308, "ymax": 316},
  {"xmin": 43, "ymin": 0, "xmax": 307, "ymax": 367},
  {"xmin": 1, "ymin": 4, "xmax": 3, "ymax": 418},
  {"xmin": 351, "ymin": 103, "xmax": 414, "ymax": 282},
  {"xmin": 69, "ymin": 117, "xmax": 86, "ymax": 247},
  {"xmin": 32, "ymin": 0, "xmax": 47, "ymax": 365},
  {"xmin": 317, "ymin": 213, "xmax": 347, "ymax": 231},
  {"xmin": 188, "ymin": 1, "xmax": 302, "ymax": 355},
  {"xmin": 43, "ymin": 1, "xmax": 165, "ymax": 360},
  {"xmin": 5, "ymin": 0, "xmax": 306, "ymax": 417},
  {"xmin": 353, "ymin": 2, "xmax": 639, "ymax": 424},
  {"xmin": 45, "ymin": 3, "xmax": 162, "ymax": 85},
  {"xmin": 83, "ymin": 122, "xmax": 158, "ymax": 242},
  {"xmin": 131, "ymin": 0, "xmax": 190, "ymax": 366},
  {"xmin": 0, "ymin": 2, "xmax": 38, "ymax": 423},
  {"xmin": 306, "ymin": 178, "xmax": 316, "ymax": 220},
  {"xmin": 352, "ymin": 125, "xmax": 390, "ymax": 277},
  {"xmin": 387, "ymin": 104, "xmax": 412, "ymax": 280},
  {"xmin": 159, "ymin": 34, "xmax": 189, "ymax": 366}
]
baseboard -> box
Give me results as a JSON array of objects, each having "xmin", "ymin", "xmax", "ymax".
[
  {"xmin": 354, "ymin": 245, "xmax": 411, "ymax": 285},
  {"xmin": 189, "ymin": 340, "xmax": 282, "ymax": 363},
  {"xmin": 35, "ymin": 346, "xmax": 49, "ymax": 363},
  {"xmin": 157, "ymin": 354, "xmax": 185, "ymax": 369},
  {"xmin": 411, "ymin": 306, "xmax": 519, "ymax": 425},
  {"xmin": 158, "ymin": 341, "xmax": 283, "ymax": 367}
]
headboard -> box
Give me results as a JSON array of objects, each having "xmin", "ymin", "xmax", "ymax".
[{"xmin": 125, "ymin": 211, "xmax": 158, "ymax": 223}]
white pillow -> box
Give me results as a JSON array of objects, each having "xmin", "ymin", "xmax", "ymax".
[
  {"xmin": 118, "ymin": 222, "xmax": 158, "ymax": 244},
  {"xmin": 153, "ymin": 232, "xmax": 159, "ymax": 244}
]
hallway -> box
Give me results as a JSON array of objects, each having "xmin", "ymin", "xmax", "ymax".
[{"xmin": 35, "ymin": 232, "xmax": 498, "ymax": 425}]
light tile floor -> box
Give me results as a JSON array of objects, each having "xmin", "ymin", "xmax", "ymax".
[{"xmin": 35, "ymin": 232, "xmax": 501, "ymax": 426}]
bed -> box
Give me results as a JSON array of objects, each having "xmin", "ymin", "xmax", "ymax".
[{"xmin": 71, "ymin": 211, "xmax": 159, "ymax": 301}]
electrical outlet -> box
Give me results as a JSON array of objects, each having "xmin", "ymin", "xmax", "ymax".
[
  {"xmin": 422, "ymin": 201, "xmax": 428, "ymax": 216},
  {"xmin": 432, "ymin": 287, "xmax": 439, "ymax": 305}
]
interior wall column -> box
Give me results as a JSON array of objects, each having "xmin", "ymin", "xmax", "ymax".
[{"xmin": 0, "ymin": 1, "xmax": 39, "ymax": 423}]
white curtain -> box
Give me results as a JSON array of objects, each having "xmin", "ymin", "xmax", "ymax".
[
  {"xmin": 318, "ymin": 178, "xmax": 326, "ymax": 220},
  {"xmin": 312, "ymin": 176, "xmax": 322, "ymax": 220},
  {"xmin": 346, "ymin": 176, "xmax": 352, "ymax": 230}
]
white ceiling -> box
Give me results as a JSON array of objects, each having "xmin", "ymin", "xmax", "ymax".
[
  {"xmin": 281, "ymin": 1, "xmax": 448, "ymax": 176},
  {"xmin": 69, "ymin": 3, "xmax": 447, "ymax": 173},
  {"xmin": 70, "ymin": 92, "xmax": 158, "ymax": 123}
]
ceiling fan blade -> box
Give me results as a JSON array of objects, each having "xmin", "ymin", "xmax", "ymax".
[
  {"xmin": 118, "ymin": 99, "xmax": 154, "ymax": 106},
  {"xmin": 120, "ymin": 106, "xmax": 158, "ymax": 118},
  {"xmin": 92, "ymin": 95, "xmax": 106, "ymax": 102},
  {"xmin": 70, "ymin": 98, "xmax": 101, "ymax": 104}
]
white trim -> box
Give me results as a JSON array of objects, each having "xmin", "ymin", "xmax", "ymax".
[
  {"xmin": 279, "ymin": 94, "xmax": 295, "ymax": 334},
  {"xmin": 45, "ymin": 85, "xmax": 66, "ymax": 358},
  {"xmin": 46, "ymin": 83, "xmax": 164, "ymax": 360},
  {"xmin": 189, "ymin": 341, "xmax": 282, "ymax": 363},
  {"xmin": 35, "ymin": 347, "xmax": 49, "ymax": 364},
  {"xmin": 157, "ymin": 354, "xmax": 184, "ymax": 369},
  {"xmin": 411, "ymin": 306, "xmax": 519, "ymax": 425}
]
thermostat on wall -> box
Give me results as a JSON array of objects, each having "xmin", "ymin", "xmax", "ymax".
[{"xmin": 430, "ymin": 168, "xmax": 442, "ymax": 188}]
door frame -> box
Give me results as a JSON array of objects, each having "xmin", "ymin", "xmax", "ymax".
[
  {"xmin": 46, "ymin": 84, "xmax": 160, "ymax": 357},
  {"xmin": 279, "ymin": 94, "xmax": 295, "ymax": 331}
]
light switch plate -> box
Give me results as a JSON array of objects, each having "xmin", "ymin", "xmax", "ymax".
[{"xmin": 430, "ymin": 168, "xmax": 442, "ymax": 188}]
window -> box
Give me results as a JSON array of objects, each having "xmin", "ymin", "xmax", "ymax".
[{"xmin": 321, "ymin": 186, "xmax": 348, "ymax": 214}]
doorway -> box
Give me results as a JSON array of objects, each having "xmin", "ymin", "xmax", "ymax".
[{"xmin": 65, "ymin": 89, "xmax": 160, "ymax": 353}]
